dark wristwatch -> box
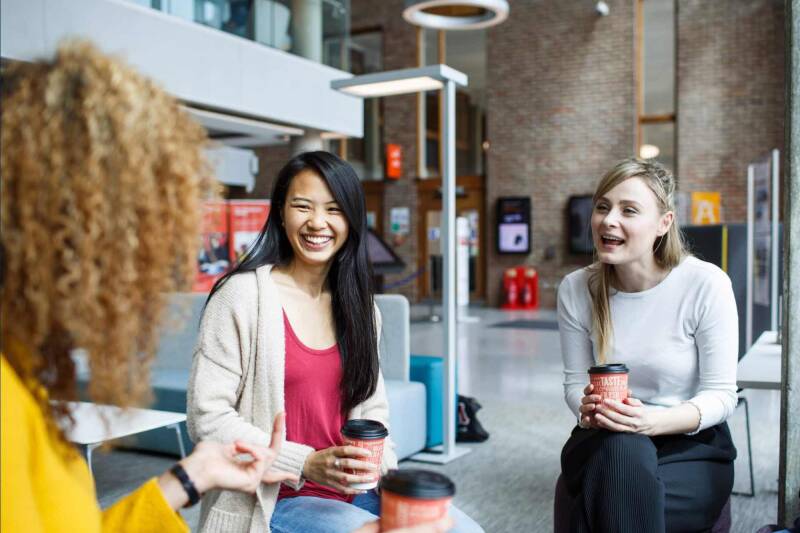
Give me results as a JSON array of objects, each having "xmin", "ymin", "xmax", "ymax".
[{"xmin": 170, "ymin": 463, "xmax": 201, "ymax": 507}]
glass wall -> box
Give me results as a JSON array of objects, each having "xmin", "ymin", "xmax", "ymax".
[
  {"xmin": 420, "ymin": 28, "xmax": 486, "ymax": 178},
  {"xmin": 127, "ymin": 0, "xmax": 350, "ymax": 69},
  {"xmin": 638, "ymin": 0, "xmax": 676, "ymax": 172}
]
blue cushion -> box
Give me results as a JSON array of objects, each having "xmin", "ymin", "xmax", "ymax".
[{"xmin": 409, "ymin": 355, "xmax": 457, "ymax": 449}]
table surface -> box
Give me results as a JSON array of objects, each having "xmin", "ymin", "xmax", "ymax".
[
  {"xmin": 737, "ymin": 330, "xmax": 782, "ymax": 390},
  {"xmin": 63, "ymin": 402, "xmax": 186, "ymax": 446}
]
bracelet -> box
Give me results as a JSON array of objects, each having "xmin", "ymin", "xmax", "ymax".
[{"xmin": 170, "ymin": 463, "xmax": 201, "ymax": 507}]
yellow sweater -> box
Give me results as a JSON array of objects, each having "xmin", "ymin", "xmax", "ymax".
[{"xmin": 1, "ymin": 357, "xmax": 188, "ymax": 533}]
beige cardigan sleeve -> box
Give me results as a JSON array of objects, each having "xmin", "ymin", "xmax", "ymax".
[{"xmin": 186, "ymin": 275, "xmax": 313, "ymax": 485}]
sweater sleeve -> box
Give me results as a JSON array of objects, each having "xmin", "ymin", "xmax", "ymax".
[
  {"xmin": 101, "ymin": 478, "xmax": 188, "ymax": 533},
  {"xmin": 685, "ymin": 272, "xmax": 739, "ymax": 433},
  {"xmin": 186, "ymin": 276, "xmax": 313, "ymax": 486},
  {"xmin": 557, "ymin": 274, "xmax": 594, "ymax": 419}
]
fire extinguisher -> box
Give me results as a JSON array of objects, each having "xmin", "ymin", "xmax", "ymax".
[
  {"xmin": 520, "ymin": 276, "xmax": 533, "ymax": 308},
  {"xmin": 502, "ymin": 268, "xmax": 519, "ymax": 310}
]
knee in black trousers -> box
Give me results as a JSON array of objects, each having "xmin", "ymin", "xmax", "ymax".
[{"xmin": 561, "ymin": 430, "xmax": 666, "ymax": 533}]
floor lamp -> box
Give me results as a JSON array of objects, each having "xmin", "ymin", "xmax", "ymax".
[{"xmin": 332, "ymin": 64, "xmax": 471, "ymax": 464}]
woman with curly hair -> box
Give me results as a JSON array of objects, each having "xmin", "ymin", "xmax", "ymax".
[{"xmin": 0, "ymin": 42, "xmax": 296, "ymax": 532}]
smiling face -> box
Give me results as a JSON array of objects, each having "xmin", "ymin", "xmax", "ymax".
[
  {"xmin": 591, "ymin": 176, "xmax": 673, "ymax": 268},
  {"xmin": 281, "ymin": 168, "xmax": 349, "ymax": 270}
]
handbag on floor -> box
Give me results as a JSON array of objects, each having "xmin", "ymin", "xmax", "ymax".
[{"xmin": 456, "ymin": 395, "xmax": 490, "ymax": 443}]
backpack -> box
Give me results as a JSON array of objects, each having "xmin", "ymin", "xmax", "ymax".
[{"xmin": 456, "ymin": 395, "xmax": 490, "ymax": 443}]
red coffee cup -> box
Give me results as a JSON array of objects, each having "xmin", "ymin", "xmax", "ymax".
[
  {"xmin": 341, "ymin": 419, "xmax": 388, "ymax": 490},
  {"xmin": 588, "ymin": 363, "xmax": 629, "ymax": 401},
  {"xmin": 379, "ymin": 469, "xmax": 455, "ymax": 531}
]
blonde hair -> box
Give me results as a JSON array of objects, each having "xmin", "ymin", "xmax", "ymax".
[
  {"xmin": 1, "ymin": 42, "xmax": 211, "ymax": 443},
  {"xmin": 588, "ymin": 158, "xmax": 688, "ymax": 363}
]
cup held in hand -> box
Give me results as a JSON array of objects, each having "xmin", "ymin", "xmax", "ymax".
[
  {"xmin": 588, "ymin": 363, "xmax": 629, "ymax": 401},
  {"xmin": 341, "ymin": 419, "xmax": 388, "ymax": 490}
]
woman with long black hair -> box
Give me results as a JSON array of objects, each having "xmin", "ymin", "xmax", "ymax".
[{"xmin": 187, "ymin": 151, "xmax": 482, "ymax": 533}]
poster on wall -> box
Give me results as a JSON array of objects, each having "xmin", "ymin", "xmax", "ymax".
[
  {"xmin": 228, "ymin": 200, "xmax": 271, "ymax": 263},
  {"xmin": 497, "ymin": 197, "xmax": 531, "ymax": 254},
  {"xmin": 390, "ymin": 206, "xmax": 410, "ymax": 246},
  {"xmin": 194, "ymin": 200, "xmax": 230, "ymax": 292},
  {"xmin": 751, "ymin": 158, "xmax": 772, "ymax": 307},
  {"xmin": 691, "ymin": 192, "xmax": 721, "ymax": 225}
]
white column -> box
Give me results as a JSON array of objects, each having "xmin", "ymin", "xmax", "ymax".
[
  {"xmin": 290, "ymin": 0, "xmax": 324, "ymax": 152},
  {"xmin": 291, "ymin": 0, "xmax": 322, "ymax": 63}
]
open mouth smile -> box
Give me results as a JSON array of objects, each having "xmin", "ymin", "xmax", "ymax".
[
  {"xmin": 301, "ymin": 233, "xmax": 333, "ymax": 250},
  {"xmin": 600, "ymin": 234, "xmax": 625, "ymax": 248}
]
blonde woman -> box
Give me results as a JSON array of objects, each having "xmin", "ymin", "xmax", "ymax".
[
  {"xmin": 0, "ymin": 43, "xmax": 297, "ymax": 532},
  {"xmin": 557, "ymin": 159, "xmax": 738, "ymax": 532}
]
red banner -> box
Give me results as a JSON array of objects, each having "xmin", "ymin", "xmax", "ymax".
[
  {"xmin": 194, "ymin": 200, "xmax": 230, "ymax": 292},
  {"xmin": 228, "ymin": 200, "xmax": 271, "ymax": 263}
]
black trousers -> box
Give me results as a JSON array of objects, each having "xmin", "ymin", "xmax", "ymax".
[{"xmin": 560, "ymin": 424, "xmax": 736, "ymax": 533}]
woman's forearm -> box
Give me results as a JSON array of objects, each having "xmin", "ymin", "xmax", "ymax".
[{"xmin": 648, "ymin": 402, "xmax": 700, "ymax": 436}]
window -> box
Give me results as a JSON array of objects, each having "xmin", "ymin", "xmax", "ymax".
[{"xmin": 637, "ymin": 0, "xmax": 676, "ymax": 172}]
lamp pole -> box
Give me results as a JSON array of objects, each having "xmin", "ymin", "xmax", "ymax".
[{"xmin": 331, "ymin": 65, "xmax": 470, "ymax": 463}]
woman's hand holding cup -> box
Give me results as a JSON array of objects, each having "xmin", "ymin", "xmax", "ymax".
[
  {"xmin": 302, "ymin": 445, "xmax": 378, "ymax": 494},
  {"xmin": 594, "ymin": 394, "xmax": 656, "ymax": 435},
  {"xmin": 578, "ymin": 383, "xmax": 603, "ymax": 429}
]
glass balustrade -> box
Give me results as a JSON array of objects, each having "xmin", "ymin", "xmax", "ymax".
[{"xmin": 127, "ymin": 0, "xmax": 350, "ymax": 70}]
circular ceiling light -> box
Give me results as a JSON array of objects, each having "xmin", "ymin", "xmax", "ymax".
[
  {"xmin": 403, "ymin": 0, "xmax": 509, "ymax": 31},
  {"xmin": 639, "ymin": 144, "xmax": 660, "ymax": 160}
]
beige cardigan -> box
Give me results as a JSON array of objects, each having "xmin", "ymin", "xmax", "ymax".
[{"xmin": 186, "ymin": 265, "xmax": 398, "ymax": 533}]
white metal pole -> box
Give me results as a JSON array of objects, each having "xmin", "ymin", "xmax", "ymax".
[
  {"xmin": 746, "ymin": 164, "xmax": 754, "ymax": 349},
  {"xmin": 771, "ymin": 148, "xmax": 780, "ymax": 331},
  {"xmin": 441, "ymin": 78, "xmax": 457, "ymax": 457}
]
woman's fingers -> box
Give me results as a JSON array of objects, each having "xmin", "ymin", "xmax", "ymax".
[
  {"xmin": 335, "ymin": 458, "xmax": 378, "ymax": 472},
  {"xmin": 581, "ymin": 394, "xmax": 601, "ymax": 405},
  {"xmin": 269, "ymin": 412, "xmax": 286, "ymax": 452},
  {"xmin": 583, "ymin": 383, "xmax": 594, "ymax": 395},
  {"xmin": 593, "ymin": 412, "xmax": 631, "ymax": 433},
  {"xmin": 606, "ymin": 399, "xmax": 640, "ymax": 415},
  {"xmin": 334, "ymin": 445, "xmax": 372, "ymax": 459},
  {"xmin": 330, "ymin": 469, "xmax": 377, "ymax": 485},
  {"xmin": 623, "ymin": 396, "xmax": 644, "ymax": 407}
]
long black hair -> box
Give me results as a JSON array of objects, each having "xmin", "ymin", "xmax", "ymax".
[{"xmin": 207, "ymin": 151, "xmax": 378, "ymax": 414}]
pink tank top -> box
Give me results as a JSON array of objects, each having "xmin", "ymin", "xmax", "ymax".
[{"xmin": 277, "ymin": 311, "xmax": 352, "ymax": 503}]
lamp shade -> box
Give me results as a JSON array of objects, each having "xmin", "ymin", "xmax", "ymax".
[{"xmin": 402, "ymin": 0, "xmax": 509, "ymax": 30}]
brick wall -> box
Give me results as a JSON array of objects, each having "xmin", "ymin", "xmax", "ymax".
[
  {"xmin": 486, "ymin": 0, "xmax": 637, "ymax": 307},
  {"xmin": 677, "ymin": 0, "xmax": 785, "ymax": 223},
  {"xmin": 351, "ymin": 0, "xmax": 421, "ymax": 301}
]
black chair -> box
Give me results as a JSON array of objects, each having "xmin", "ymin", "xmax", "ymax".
[
  {"xmin": 552, "ymin": 474, "xmax": 732, "ymax": 533},
  {"xmin": 733, "ymin": 391, "xmax": 755, "ymax": 497}
]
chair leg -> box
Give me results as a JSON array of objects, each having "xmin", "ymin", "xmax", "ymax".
[
  {"xmin": 732, "ymin": 396, "xmax": 755, "ymax": 497},
  {"xmin": 169, "ymin": 423, "xmax": 187, "ymax": 458},
  {"xmin": 81, "ymin": 443, "xmax": 99, "ymax": 480}
]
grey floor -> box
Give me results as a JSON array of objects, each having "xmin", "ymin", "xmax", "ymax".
[{"xmin": 94, "ymin": 305, "xmax": 779, "ymax": 532}]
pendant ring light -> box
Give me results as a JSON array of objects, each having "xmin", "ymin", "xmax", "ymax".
[{"xmin": 402, "ymin": 0, "xmax": 509, "ymax": 30}]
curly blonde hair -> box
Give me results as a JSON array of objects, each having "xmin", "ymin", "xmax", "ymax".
[{"xmin": 1, "ymin": 42, "xmax": 211, "ymax": 441}]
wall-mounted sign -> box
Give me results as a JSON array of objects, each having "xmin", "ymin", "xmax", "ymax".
[
  {"xmin": 691, "ymin": 192, "xmax": 721, "ymax": 225},
  {"xmin": 497, "ymin": 197, "xmax": 531, "ymax": 254},
  {"xmin": 390, "ymin": 206, "xmax": 410, "ymax": 246},
  {"xmin": 386, "ymin": 144, "xmax": 402, "ymax": 179}
]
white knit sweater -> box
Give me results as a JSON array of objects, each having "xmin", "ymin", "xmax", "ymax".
[{"xmin": 187, "ymin": 264, "xmax": 398, "ymax": 533}]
